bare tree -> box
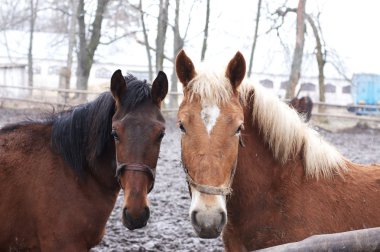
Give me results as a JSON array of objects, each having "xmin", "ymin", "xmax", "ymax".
[
  {"xmin": 273, "ymin": 6, "xmax": 328, "ymax": 102},
  {"xmin": 64, "ymin": 0, "xmax": 77, "ymax": 90},
  {"xmin": 305, "ymin": 14, "xmax": 326, "ymax": 102},
  {"xmin": 200, "ymin": 0, "xmax": 210, "ymax": 61},
  {"xmin": 0, "ymin": 0, "xmax": 29, "ymax": 31},
  {"xmin": 76, "ymin": 0, "xmax": 109, "ymax": 93},
  {"xmin": 169, "ymin": 0, "xmax": 198, "ymax": 108},
  {"xmin": 286, "ymin": 0, "xmax": 306, "ymax": 99},
  {"xmin": 169, "ymin": 0, "xmax": 185, "ymax": 108},
  {"xmin": 28, "ymin": 0, "xmax": 39, "ymax": 89},
  {"xmin": 139, "ymin": 0, "xmax": 153, "ymax": 81},
  {"xmin": 155, "ymin": 0, "xmax": 169, "ymax": 73},
  {"xmin": 247, "ymin": 0, "xmax": 262, "ymax": 78}
]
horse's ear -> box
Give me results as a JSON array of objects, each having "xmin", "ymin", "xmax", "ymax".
[
  {"xmin": 226, "ymin": 51, "xmax": 246, "ymax": 91},
  {"xmin": 175, "ymin": 50, "xmax": 196, "ymax": 87},
  {"xmin": 110, "ymin": 69, "xmax": 126, "ymax": 102},
  {"xmin": 151, "ymin": 71, "xmax": 168, "ymax": 107}
]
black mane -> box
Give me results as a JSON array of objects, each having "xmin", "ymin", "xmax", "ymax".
[
  {"xmin": 0, "ymin": 74, "xmax": 153, "ymax": 175},
  {"xmin": 51, "ymin": 92, "xmax": 116, "ymax": 175}
]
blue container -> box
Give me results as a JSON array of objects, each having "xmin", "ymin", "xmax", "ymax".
[{"xmin": 352, "ymin": 74, "xmax": 380, "ymax": 105}]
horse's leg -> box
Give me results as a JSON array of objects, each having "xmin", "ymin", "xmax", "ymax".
[{"xmin": 222, "ymin": 226, "xmax": 248, "ymax": 252}]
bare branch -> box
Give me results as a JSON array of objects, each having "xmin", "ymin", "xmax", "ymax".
[
  {"xmin": 99, "ymin": 30, "xmax": 145, "ymax": 45},
  {"xmin": 135, "ymin": 39, "xmax": 173, "ymax": 63}
]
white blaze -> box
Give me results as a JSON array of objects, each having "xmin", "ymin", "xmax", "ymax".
[{"xmin": 201, "ymin": 104, "xmax": 220, "ymax": 134}]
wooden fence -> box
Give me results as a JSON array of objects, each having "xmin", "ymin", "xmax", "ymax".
[
  {"xmin": 1, "ymin": 84, "xmax": 380, "ymax": 123},
  {"xmin": 254, "ymin": 227, "xmax": 380, "ymax": 252}
]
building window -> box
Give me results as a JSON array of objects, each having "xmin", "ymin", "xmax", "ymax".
[
  {"xmin": 300, "ymin": 82, "xmax": 316, "ymax": 91},
  {"xmin": 325, "ymin": 83, "xmax": 336, "ymax": 93},
  {"xmin": 259, "ymin": 79, "xmax": 273, "ymax": 88},
  {"xmin": 342, "ymin": 85, "xmax": 351, "ymax": 94}
]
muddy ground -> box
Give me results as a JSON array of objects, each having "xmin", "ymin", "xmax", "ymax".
[{"xmin": 0, "ymin": 108, "xmax": 379, "ymax": 252}]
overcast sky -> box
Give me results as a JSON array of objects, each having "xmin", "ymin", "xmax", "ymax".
[
  {"xmin": 176, "ymin": 0, "xmax": 380, "ymax": 78},
  {"xmin": 1, "ymin": 0, "xmax": 379, "ymax": 80}
]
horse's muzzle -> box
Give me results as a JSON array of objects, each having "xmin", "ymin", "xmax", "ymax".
[
  {"xmin": 191, "ymin": 209, "xmax": 226, "ymax": 239},
  {"xmin": 122, "ymin": 206, "xmax": 150, "ymax": 230}
]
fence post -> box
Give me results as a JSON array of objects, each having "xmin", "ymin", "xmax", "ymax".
[{"xmin": 58, "ymin": 67, "xmax": 71, "ymax": 105}]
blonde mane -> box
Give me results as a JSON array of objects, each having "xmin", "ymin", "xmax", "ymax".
[
  {"xmin": 186, "ymin": 66, "xmax": 233, "ymax": 105},
  {"xmin": 240, "ymin": 81, "xmax": 347, "ymax": 179}
]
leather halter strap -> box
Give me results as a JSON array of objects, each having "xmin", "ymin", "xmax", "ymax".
[
  {"xmin": 182, "ymin": 161, "xmax": 237, "ymax": 196},
  {"xmin": 116, "ymin": 163, "xmax": 156, "ymax": 193}
]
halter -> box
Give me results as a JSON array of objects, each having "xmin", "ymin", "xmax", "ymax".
[
  {"xmin": 115, "ymin": 163, "xmax": 156, "ymax": 193},
  {"xmin": 182, "ymin": 161, "xmax": 237, "ymax": 196}
]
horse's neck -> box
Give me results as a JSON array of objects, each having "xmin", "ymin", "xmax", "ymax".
[
  {"xmin": 234, "ymin": 105, "xmax": 305, "ymax": 202},
  {"xmin": 87, "ymin": 141, "xmax": 119, "ymax": 193},
  {"xmin": 237, "ymin": 121, "xmax": 303, "ymax": 194}
]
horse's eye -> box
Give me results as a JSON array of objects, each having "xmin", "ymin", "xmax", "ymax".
[
  {"xmin": 178, "ymin": 121, "xmax": 186, "ymax": 133},
  {"xmin": 235, "ymin": 124, "xmax": 244, "ymax": 135},
  {"xmin": 111, "ymin": 129, "xmax": 119, "ymax": 140},
  {"xmin": 158, "ymin": 131, "xmax": 165, "ymax": 141}
]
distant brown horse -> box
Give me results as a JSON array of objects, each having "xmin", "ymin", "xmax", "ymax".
[
  {"xmin": 175, "ymin": 50, "xmax": 380, "ymax": 251},
  {"xmin": 289, "ymin": 94, "xmax": 313, "ymax": 122},
  {"xmin": 0, "ymin": 70, "xmax": 168, "ymax": 251}
]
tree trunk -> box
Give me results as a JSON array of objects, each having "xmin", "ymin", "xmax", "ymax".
[
  {"xmin": 155, "ymin": 0, "xmax": 169, "ymax": 73},
  {"xmin": 139, "ymin": 0, "xmax": 153, "ymax": 81},
  {"xmin": 286, "ymin": 0, "xmax": 306, "ymax": 99},
  {"xmin": 170, "ymin": 0, "xmax": 184, "ymax": 109},
  {"xmin": 65, "ymin": 0, "xmax": 77, "ymax": 90},
  {"xmin": 305, "ymin": 15, "xmax": 325, "ymax": 102},
  {"xmin": 28, "ymin": 0, "xmax": 38, "ymax": 92},
  {"xmin": 247, "ymin": 0, "xmax": 262, "ymax": 78},
  {"xmin": 76, "ymin": 0, "xmax": 109, "ymax": 98},
  {"xmin": 200, "ymin": 0, "xmax": 210, "ymax": 62}
]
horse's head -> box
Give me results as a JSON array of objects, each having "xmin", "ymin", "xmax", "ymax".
[
  {"xmin": 110, "ymin": 70, "xmax": 168, "ymax": 230},
  {"xmin": 176, "ymin": 50, "xmax": 246, "ymax": 238}
]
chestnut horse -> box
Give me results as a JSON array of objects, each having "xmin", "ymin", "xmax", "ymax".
[
  {"xmin": 0, "ymin": 70, "xmax": 168, "ymax": 251},
  {"xmin": 175, "ymin": 50, "xmax": 380, "ymax": 251}
]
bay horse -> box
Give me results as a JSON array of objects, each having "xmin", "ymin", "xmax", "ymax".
[
  {"xmin": 175, "ymin": 50, "xmax": 380, "ymax": 251},
  {"xmin": 0, "ymin": 70, "xmax": 168, "ymax": 251},
  {"xmin": 289, "ymin": 93, "xmax": 313, "ymax": 122}
]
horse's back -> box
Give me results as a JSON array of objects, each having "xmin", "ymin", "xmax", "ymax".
[{"xmin": 0, "ymin": 123, "xmax": 105, "ymax": 250}]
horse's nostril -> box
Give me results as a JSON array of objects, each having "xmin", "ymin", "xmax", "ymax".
[
  {"xmin": 123, "ymin": 207, "xmax": 129, "ymax": 219},
  {"xmin": 122, "ymin": 206, "xmax": 150, "ymax": 230},
  {"xmin": 218, "ymin": 211, "xmax": 227, "ymax": 232},
  {"xmin": 144, "ymin": 206, "xmax": 150, "ymax": 220},
  {"xmin": 191, "ymin": 210, "xmax": 198, "ymax": 225}
]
